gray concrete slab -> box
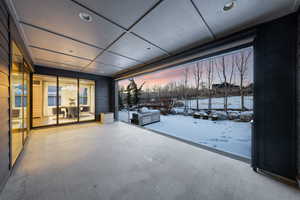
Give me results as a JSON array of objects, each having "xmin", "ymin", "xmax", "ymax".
[{"xmin": 1, "ymin": 122, "xmax": 299, "ymax": 200}]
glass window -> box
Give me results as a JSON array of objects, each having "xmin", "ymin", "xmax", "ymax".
[
  {"xmin": 58, "ymin": 77, "xmax": 78, "ymax": 124},
  {"xmin": 118, "ymin": 47, "xmax": 253, "ymax": 159},
  {"xmin": 32, "ymin": 75, "xmax": 58, "ymax": 127},
  {"xmin": 79, "ymin": 79, "xmax": 95, "ymax": 121},
  {"xmin": 48, "ymin": 86, "xmax": 61, "ymax": 106},
  {"xmin": 32, "ymin": 75, "xmax": 96, "ymax": 126},
  {"xmin": 11, "ymin": 42, "xmax": 24, "ymax": 166}
]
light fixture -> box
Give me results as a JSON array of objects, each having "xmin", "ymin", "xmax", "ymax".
[
  {"xmin": 147, "ymin": 47, "xmax": 151, "ymax": 50},
  {"xmin": 223, "ymin": 1, "xmax": 235, "ymax": 11},
  {"xmin": 79, "ymin": 12, "xmax": 92, "ymax": 22}
]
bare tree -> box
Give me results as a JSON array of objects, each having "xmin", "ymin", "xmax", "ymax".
[
  {"xmin": 216, "ymin": 56, "xmax": 235, "ymax": 113},
  {"xmin": 183, "ymin": 68, "xmax": 190, "ymax": 112},
  {"xmin": 193, "ymin": 61, "xmax": 203, "ymax": 110},
  {"xmin": 206, "ymin": 59, "xmax": 214, "ymax": 111},
  {"xmin": 235, "ymin": 50, "xmax": 252, "ymax": 111}
]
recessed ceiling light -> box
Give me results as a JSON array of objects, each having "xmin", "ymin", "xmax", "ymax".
[
  {"xmin": 223, "ymin": 1, "xmax": 235, "ymax": 11},
  {"xmin": 69, "ymin": 50, "xmax": 74, "ymax": 53},
  {"xmin": 147, "ymin": 47, "xmax": 151, "ymax": 50},
  {"xmin": 79, "ymin": 12, "xmax": 92, "ymax": 22}
]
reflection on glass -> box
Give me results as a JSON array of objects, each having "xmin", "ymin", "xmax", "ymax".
[
  {"xmin": 11, "ymin": 42, "xmax": 24, "ymax": 165},
  {"xmin": 59, "ymin": 77, "xmax": 78, "ymax": 124},
  {"xmin": 32, "ymin": 75, "xmax": 58, "ymax": 127},
  {"xmin": 79, "ymin": 79, "xmax": 95, "ymax": 121},
  {"xmin": 23, "ymin": 67, "xmax": 30, "ymax": 141}
]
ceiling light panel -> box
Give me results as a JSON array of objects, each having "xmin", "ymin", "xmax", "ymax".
[
  {"xmin": 131, "ymin": 0, "xmax": 213, "ymax": 53},
  {"xmin": 30, "ymin": 47, "xmax": 91, "ymax": 69},
  {"xmin": 35, "ymin": 59, "xmax": 83, "ymax": 72},
  {"xmin": 21, "ymin": 24, "xmax": 102, "ymax": 60},
  {"xmin": 95, "ymin": 51, "xmax": 142, "ymax": 69},
  {"xmin": 12, "ymin": 0, "xmax": 124, "ymax": 49},
  {"xmin": 83, "ymin": 61, "xmax": 121, "ymax": 76},
  {"xmin": 74, "ymin": 0, "xmax": 160, "ymax": 29},
  {"xmin": 108, "ymin": 33, "xmax": 168, "ymax": 63},
  {"xmin": 192, "ymin": 0, "xmax": 295, "ymax": 38}
]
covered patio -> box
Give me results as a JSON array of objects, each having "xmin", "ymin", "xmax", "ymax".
[{"xmin": 1, "ymin": 123, "xmax": 299, "ymax": 200}]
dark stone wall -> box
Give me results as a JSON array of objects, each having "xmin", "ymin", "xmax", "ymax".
[
  {"xmin": 0, "ymin": 0, "xmax": 10, "ymax": 191},
  {"xmin": 34, "ymin": 66, "xmax": 114, "ymax": 120},
  {"xmin": 253, "ymin": 13, "xmax": 297, "ymax": 179}
]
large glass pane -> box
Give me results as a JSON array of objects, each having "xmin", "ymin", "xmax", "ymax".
[
  {"xmin": 32, "ymin": 75, "xmax": 58, "ymax": 127},
  {"xmin": 59, "ymin": 77, "xmax": 78, "ymax": 124},
  {"xmin": 118, "ymin": 47, "xmax": 253, "ymax": 159},
  {"xmin": 11, "ymin": 42, "xmax": 24, "ymax": 165},
  {"xmin": 79, "ymin": 79, "xmax": 95, "ymax": 121},
  {"xmin": 23, "ymin": 67, "xmax": 30, "ymax": 141}
]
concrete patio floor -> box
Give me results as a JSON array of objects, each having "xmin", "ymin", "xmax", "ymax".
[{"xmin": 1, "ymin": 122, "xmax": 299, "ymax": 200}]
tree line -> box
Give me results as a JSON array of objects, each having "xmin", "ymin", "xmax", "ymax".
[{"xmin": 119, "ymin": 49, "xmax": 253, "ymax": 112}]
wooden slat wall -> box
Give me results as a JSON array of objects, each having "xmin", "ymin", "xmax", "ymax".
[{"xmin": 0, "ymin": 0, "xmax": 10, "ymax": 190}]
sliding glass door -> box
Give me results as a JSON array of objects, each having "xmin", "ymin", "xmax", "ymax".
[
  {"xmin": 11, "ymin": 42, "xmax": 31, "ymax": 166},
  {"xmin": 11, "ymin": 51, "xmax": 23, "ymax": 165},
  {"xmin": 32, "ymin": 75, "xmax": 58, "ymax": 127},
  {"xmin": 32, "ymin": 74, "xmax": 95, "ymax": 127},
  {"xmin": 58, "ymin": 77, "xmax": 78, "ymax": 124},
  {"xmin": 79, "ymin": 79, "xmax": 95, "ymax": 121},
  {"xmin": 23, "ymin": 67, "xmax": 30, "ymax": 141}
]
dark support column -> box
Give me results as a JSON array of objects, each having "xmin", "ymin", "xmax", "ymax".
[
  {"xmin": 296, "ymin": 12, "xmax": 300, "ymax": 185},
  {"xmin": 253, "ymin": 13, "xmax": 297, "ymax": 180}
]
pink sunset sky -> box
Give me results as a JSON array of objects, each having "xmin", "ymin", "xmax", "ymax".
[{"xmin": 118, "ymin": 48, "xmax": 253, "ymax": 90}]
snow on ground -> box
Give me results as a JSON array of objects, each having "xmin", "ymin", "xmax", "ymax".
[
  {"xmin": 182, "ymin": 95, "xmax": 253, "ymax": 110},
  {"xmin": 119, "ymin": 111, "xmax": 251, "ymax": 159}
]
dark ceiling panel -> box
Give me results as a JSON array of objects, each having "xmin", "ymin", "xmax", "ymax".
[
  {"xmin": 35, "ymin": 59, "xmax": 84, "ymax": 72},
  {"xmin": 131, "ymin": 0, "xmax": 213, "ymax": 53},
  {"xmin": 95, "ymin": 51, "xmax": 142, "ymax": 69},
  {"xmin": 22, "ymin": 24, "xmax": 102, "ymax": 60},
  {"xmin": 82, "ymin": 61, "xmax": 121, "ymax": 76},
  {"xmin": 13, "ymin": 0, "xmax": 124, "ymax": 49},
  {"xmin": 30, "ymin": 47, "xmax": 91, "ymax": 69},
  {"xmin": 108, "ymin": 33, "xmax": 168, "ymax": 63},
  {"xmin": 73, "ymin": 0, "xmax": 160, "ymax": 29},
  {"xmin": 192, "ymin": 0, "xmax": 296, "ymax": 38}
]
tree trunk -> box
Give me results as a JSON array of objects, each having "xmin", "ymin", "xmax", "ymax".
[
  {"xmin": 208, "ymin": 90, "xmax": 212, "ymax": 111},
  {"xmin": 224, "ymin": 88, "xmax": 228, "ymax": 113},
  {"xmin": 240, "ymin": 75, "xmax": 244, "ymax": 111}
]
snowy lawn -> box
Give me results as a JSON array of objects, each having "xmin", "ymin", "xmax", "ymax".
[{"xmin": 119, "ymin": 111, "xmax": 251, "ymax": 159}]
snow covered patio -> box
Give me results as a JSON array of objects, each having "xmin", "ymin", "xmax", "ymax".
[{"xmin": 119, "ymin": 111, "xmax": 251, "ymax": 159}]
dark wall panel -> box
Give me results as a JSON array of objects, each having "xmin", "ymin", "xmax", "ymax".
[
  {"xmin": 0, "ymin": 0, "xmax": 10, "ymax": 191},
  {"xmin": 253, "ymin": 14, "xmax": 297, "ymax": 179},
  {"xmin": 34, "ymin": 66, "xmax": 114, "ymax": 121},
  {"xmin": 297, "ymin": 12, "xmax": 300, "ymax": 179}
]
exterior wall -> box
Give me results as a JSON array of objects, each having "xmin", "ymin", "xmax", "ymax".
[
  {"xmin": 34, "ymin": 66, "xmax": 114, "ymax": 121},
  {"xmin": 0, "ymin": 0, "xmax": 10, "ymax": 191},
  {"xmin": 297, "ymin": 12, "xmax": 300, "ymax": 180},
  {"xmin": 253, "ymin": 13, "xmax": 297, "ymax": 179}
]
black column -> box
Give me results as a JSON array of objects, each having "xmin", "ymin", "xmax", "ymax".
[{"xmin": 252, "ymin": 13, "xmax": 297, "ymax": 180}]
